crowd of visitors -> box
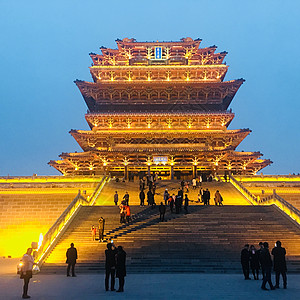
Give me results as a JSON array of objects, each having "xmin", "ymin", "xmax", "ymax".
[{"xmin": 241, "ymin": 241, "xmax": 287, "ymax": 290}]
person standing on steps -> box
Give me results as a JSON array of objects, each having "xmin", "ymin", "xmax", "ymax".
[
  {"xmin": 192, "ymin": 178, "xmax": 197, "ymax": 190},
  {"xmin": 169, "ymin": 194, "xmax": 175, "ymax": 213},
  {"xmin": 116, "ymin": 246, "xmax": 126, "ymax": 292},
  {"xmin": 66, "ymin": 243, "xmax": 78, "ymax": 277},
  {"xmin": 105, "ymin": 242, "xmax": 117, "ymax": 291},
  {"xmin": 159, "ymin": 202, "xmax": 166, "ymax": 221},
  {"xmin": 178, "ymin": 188, "xmax": 183, "ymax": 212},
  {"xmin": 163, "ymin": 189, "xmax": 169, "ymax": 206},
  {"xmin": 199, "ymin": 188, "xmax": 204, "ymax": 203},
  {"xmin": 241, "ymin": 244, "xmax": 250, "ymax": 280},
  {"xmin": 214, "ymin": 190, "xmax": 223, "ymax": 206},
  {"xmin": 272, "ymin": 240, "xmax": 287, "ymax": 289},
  {"xmin": 99, "ymin": 217, "xmax": 105, "ymax": 242},
  {"xmin": 184, "ymin": 194, "xmax": 189, "ymax": 214},
  {"xmin": 205, "ymin": 188, "xmax": 210, "ymax": 205},
  {"xmin": 125, "ymin": 204, "xmax": 131, "ymax": 223},
  {"xmin": 114, "ymin": 191, "xmax": 119, "ymax": 206},
  {"xmin": 181, "ymin": 180, "xmax": 185, "ymax": 189},
  {"xmin": 175, "ymin": 194, "xmax": 180, "ymax": 214},
  {"xmin": 139, "ymin": 189, "xmax": 145, "ymax": 207},
  {"xmin": 91, "ymin": 225, "xmax": 97, "ymax": 241},
  {"xmin": 119, "ymin": 202, "xmax": 126, "ymax": 223},
  {"xmin": 123, "ymin": 192, "xmax": 129, "ymax": 205},
  {"xmin": 20, "ymin": 247, "xmax": 35, "ymax": 299},
  {"xmin": 260, "ymin": 242, "xmax": 275, "ymax": 290}
]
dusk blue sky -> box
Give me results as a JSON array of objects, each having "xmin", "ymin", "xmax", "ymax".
[{"xmin": 0, "ymin": 0, "xmax": 299, "ymax": 175}]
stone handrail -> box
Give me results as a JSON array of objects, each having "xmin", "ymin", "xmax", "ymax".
[
  {"xmin": 259, "ymin": 192, "xmax": 300, "ymax": 225},
  {"xmin": 229, "ymin": 174, "xmax": 258, "ymax": 205},
  {"xmin": 230, "ymin": 175, "xmax": 300, "ymax": 226},
  {"xmin": 35, "ymin": 175, "xmax": 108, "ymax": 266}
]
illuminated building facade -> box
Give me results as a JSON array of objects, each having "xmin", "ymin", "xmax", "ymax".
[{"xmin": 49, "ymin": 37, "xmax": 271, "ymax": 178}]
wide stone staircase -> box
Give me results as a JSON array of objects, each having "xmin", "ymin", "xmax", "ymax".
[{"xmin": 42, "ymin": 204, "xmax": 300, "ymax": 274}]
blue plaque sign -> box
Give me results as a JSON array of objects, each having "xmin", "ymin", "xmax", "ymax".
[
  {"xmin": 153, "ymin": 156, "xmax": 168, "ymax": 163},
  {"xmin": 155, "ymin": 47, "xmax": 162, "ymax": 59}
]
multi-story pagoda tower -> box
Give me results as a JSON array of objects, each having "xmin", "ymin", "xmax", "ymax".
[{"xmin": 49, "ymin": 37, "xmax": 272, "ymax": 178}]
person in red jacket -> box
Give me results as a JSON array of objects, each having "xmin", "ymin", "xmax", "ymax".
[{"xmin": 125, "ymin": 205, "xmax": 131, "ymax": 223}]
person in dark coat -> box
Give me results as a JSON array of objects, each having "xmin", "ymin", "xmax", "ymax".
[
  {"xmin": 159, "ymin": 202, "xmax": 166, "ymax": 221},
  {"xmin": 123, "ymin": 192, "xmax": 129, "ymax": 205},
  {"xmin": 169, "ymin": 195, "xmax": 175, "ymax": 213},
  {"xmin": 271, "ymin": 240, "xmax": 287, "ymax": 289},
  {"xmin": 116, "ymin": 246, "xmax": 126, "ymax": 292},
  {"xmin": 260, "ymin": 242, "xmax": 275, "ymax": 290},
  {"xmin": 163, "ymin": 189, "xmax": 169, "ymax": 205},
  {"xmin": 178, "ymin": 188, "xmax": 183, "ymax": 212},
  {"xmin": 66, "ymin": 243, "xmax": 78, "ymax": 277},
  {"xmin": 147, "ymin": 189, "xmax": 152, "ymax": 206},
  {"xmin": 249, "ymin": 245, "xmax": 260, "ymax": 280},
  {"xmin": 205, "ymin": 189, "xmax": 210, "ymax": 205},
  {"xmin": 139, "ymin": 190, "xmax": 145, "ymax": 207},
  {"xmin": 241, "ymin": 244, "xmax": 250, "ymax": 280},
  {"xmin": 105, "ymin": 242, "xmax": 117, "ymax": 291},
  {"xmin": 99, "ymin": 217, "xmax": 105, "ymax": 242},
  {"xmin": 114, "ymin": 191, "xmax": 118, "ymax": 206},
  {"xmin": 184, "ymin": 194, "xmax": 189, "ymax": 214},
  {"xmin": 257, "ymin": 242, "xmax": 265, "ymax": 280},
  {"xmin": 181, "ymin": 180, "xmax": 185, "ymax": 189},
  {"xmin": 175, "ymin": 195, "xmax": 181, "ymax": 214}
]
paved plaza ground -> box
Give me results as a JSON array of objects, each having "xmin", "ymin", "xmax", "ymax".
[{"xmin": 1, "ymin": 259, "xmax": 299, "ymax": 300}]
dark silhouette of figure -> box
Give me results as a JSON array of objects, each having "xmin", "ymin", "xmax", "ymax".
[
  {"xmin": 139, "ymin": 190, "xmax": 145, "ymax": 206},
  {"xmin": 241, "ymin": 244, "xmax": 251, "ymax": 280},
  {"xmin": 249, "ymin": 245, "xmax": 259, "ymax": 280},
  {"xmin": 260, "ymin": 242, "xmax": 275, "ymax": 290},
  {"xmin": 169, "ymin": 195, "xmax": 175, "ymax": 213},
  {"xmin": 181, "ymin": 180, "xmax": 185, "ymax": 189},
  {"xmin": 123, "ymin": 192, "xmax": 129, "ymax": 205},
  {"xmin": 105, "ymin": 243, "xmax": 117, "ymax": 291},
  {"xmin": 272, "ymin": 240, "xmax": 287, "ymax": 289},
  {"xmin": 163, "ymin": 189, "xmax": 169, "ymax": 205},
  {"xmin": 147, "ymin": 189, "xmax": 155, "ymax": 208},
  {"xmin": 178, "ymin": 188, "xmax": 183, "ymax": 212},
  {"xmin": 116, "ymin": 246, "xmax": 126, "ymax": 292},
  {"xmin": 159, "ymin": 202, "xmax": 166, "ymax": 221},
  {"xmin": 21, "ymin": 247, "xmax": 35, "ymax": 299},
  {"xmin": 175, "ymin": 195, "xmax": 181, "ymax": 214},
  {"xmin": 205, "ymin": 189, "xmax": 210, "ymax": 205},
  {"xmin": 114, "ymin": 191, "xmax": 118, "ymax": 206},
  {"xmin": 98, "ymin": 217, "xmax": 105, "ymax": 242},
  {"xmin": 184, "ymin": 194, "xmax": 189, "ymax": 214},
  {"xmin": 257, "ymin": 242, "xmax": 265, "ymax": 280},
  {"xmin": 66, "ymin": 243, "xmax": 78, "ymax": 277}
]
